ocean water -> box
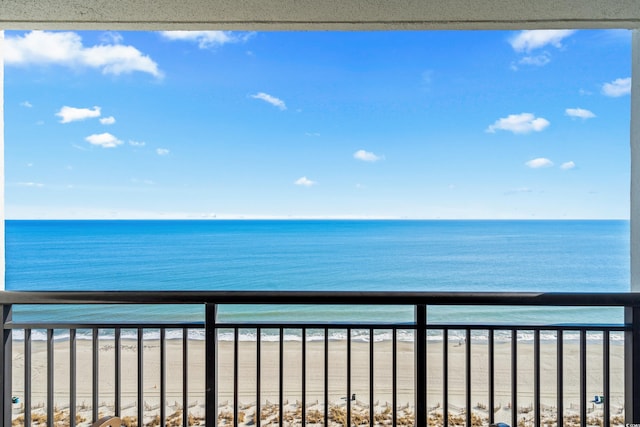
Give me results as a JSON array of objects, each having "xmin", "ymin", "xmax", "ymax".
[{"xmin": 4, "ymin": 220, "xmax": 631, "ymax": 339}]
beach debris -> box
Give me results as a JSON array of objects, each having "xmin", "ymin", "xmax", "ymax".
[
  {"xmin": 12, "ymin": 410, "xmax": 86, "ymax": 426},
  {"xmin": 329, "ymin": 406, "xmax": 347, "ymax": 425},
  {"xmin": 166, "ymin": 409, "xmax": 183, "ymax": 427},
  {"xmin": 340, "ymin": 393, "xmax": 356, "ymax": 401},
  {"xmin": 218, "ymin": 410, "xmax": 241, "ymax": 425},
  {"xmin": 306, "ymin": 409, "xmax": 324, "ymax": 424}
]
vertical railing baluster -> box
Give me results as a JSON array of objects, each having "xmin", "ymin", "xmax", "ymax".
[
  {"xmin": 93, "ymin": 327, "xmax": 99, "ymax": 423},
  {"xmin": 347, "ymin": 328, "xmax": 352, "ymax": 427},
  {"xmin": 465, "ymin": 328, "xmax": 471, "ymax": 427},
  {"xmin": 47, "ymin": 328, "xmax": 54, "ymax": 426},
  {"xmin": 604, "ymin": 330, "xmax": 610, "ymax": 427},
  {"xmin": 234, "ymin": 328, "xmax": 239, "ymax": 427},
  {"xmin": 302, "ymin": 328, "xmax": 307, "ymax": 427},
  {"xmin": 0, "ymin": 305, "xmax": 12, "ymax": 427},
  {"xmin": 416, "ymin": 304, "xmax": 427, "ymax": 427},
  {"xmin": 182, "ymin": 328, "xmax": 188, "ymax": 427},
  {"xmin": 138, "ymin": 327, "xmax": 143, "ymax": 426},
  {"xmin": 161, "ymin": 328, "xmax": 166, "ymax": 427},
  {"xmin": 392, "ymin": 328, "xmax": 397, "ymax": 427},
  {"xmin": 369, "ymin": 328, "xmax": 374, "ymax": 427},
  {"xmin": 534, "ymin": 329, "xmax": 541, "ymax": 427},
  {"xmin": 489, "ymin": 329, "xmax": 494, "ymax": 425},
  {"xmin": 511, "ymin": 329, "xmax": 517, "ymax": 427},
  {"xmin": 625, "ymin": 305, "xmax": 640, "ymax": 424},
  {"xmin": 580, "ymin": 330, "xmax": 587, "ymax": 427},
  {"xmin": 69, "ymin": 329, "xmax": 76, "ymax": 427},
  {"xmin": 115, "ymin": 328, "xmax": 121, "ymax": 418},
  {"xmin": 256, "ymin": 327, "xmax": 261, "ymax": 427},
  {"xmin": 443, "ymin": 329, "xmax": 448, "ymax": 427},
  {"xmin": 25, "ymin": 328, "xmax": 31, "ymax": 427},
  {"xmin": 205, "ymin": 304, "xmax": 218, "ymax": 427},
  {"xmin": 279, "ymin": 327, "xmax": 284, "ymax": 427},
  {"xmin": 558, "ymin": 330, "xmax": 564, "ymax": 427},
  {"xmin": 324, "ymin": 328, "xmax": 328, "ymax": 427}
]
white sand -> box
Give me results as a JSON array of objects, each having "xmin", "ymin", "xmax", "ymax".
[{"xmin": 9, "ymin": 337, "xmax": 626, "ymax": 426}]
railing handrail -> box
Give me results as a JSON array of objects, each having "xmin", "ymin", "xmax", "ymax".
[
  {"xmin": 1, "ymin": 290, "xmax": 640, "ymax": 306},
  {"xmin": 1, "ymin": 291, "xmax": 639, "ymax": 426}
]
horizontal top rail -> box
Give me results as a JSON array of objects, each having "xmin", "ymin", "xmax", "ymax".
[
  {"xmin": 4, "ymin": 321, "xmax": 205, "ymax": 329},
  {"xmin": 2, "ymin": 321, "xmax": 629, "ymax": 330},
  {"xmin": 0, "ymin": 290, "xmax": 640, "ymax": 306}
]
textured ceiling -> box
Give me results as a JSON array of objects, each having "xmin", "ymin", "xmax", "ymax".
[{"xmin": 1, "ymin": 0, "xmax": 639, "ymax": 30}]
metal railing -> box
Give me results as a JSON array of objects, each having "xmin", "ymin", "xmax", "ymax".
[{"xmin": 0, "ymin": 291, "xmax": 639, "ymax": 427}]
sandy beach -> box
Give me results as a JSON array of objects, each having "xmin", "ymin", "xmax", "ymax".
[{"xmin": 10, "ymin": 336, "xmax": 626, "ymax": 426}]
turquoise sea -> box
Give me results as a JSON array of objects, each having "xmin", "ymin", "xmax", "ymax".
[{"xmin": 4, "ymin": 220, "xmax": 631, "ymax": 341}]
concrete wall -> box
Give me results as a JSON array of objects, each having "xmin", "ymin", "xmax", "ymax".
[{"xmin": 0, "ymin": 0, "xmax": 639, "ymax": 30}]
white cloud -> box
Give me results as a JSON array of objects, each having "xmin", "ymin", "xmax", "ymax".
[
  {"xmin": 251, "ymin": 92, "xmax": 286, "ymax": 110},
  {"xmin": 85, "ymin": 133, "xmax": 123, "ymax": 148},
  {"xmin": 518, "ymin": 53, "xmax": 551, "ymax": 67},
  {"xmin": 565, "ymin": 108, "xmax": 596, "ymax": 119},
  {"xmin": 509, "ymin": 30, "xmax": 576, "ymax": 52},
  {"xmin": 156, "ymin": 148, "xmax": 170, "ymax": 156},
  {"xmin": 129, "ymin": 140, "xmax": 146, "ymax": 147},
  {"xmin": 561, "ymin": 161, "xmax": 576, "ymax": 170},
  {"xmin": 100, "ymin": 116, "xmax": 116, "ymax": 125},
  {"xmin": 56, "ymin": 106, "xmax": 101, "ymax": 123},
  {"xmin": 295, "ymin": 176, "xmax": 316, "ymax": 187},
  {"xmin": 20, "ymin": 101, "xmax": 33, "ymax": 108},
  {"xmin": 17, "ymin": 182, "xmax": 44, "ymax": 188},
  {"xmin": 5, "ymin": 31, "xmax": 162, "ymax": 78},
  {"xmin": 82, "ymin": 44, "xmax": 162, "ymax": 77},
  {"xmin": 486, "ymin": 113, "xmax": 550, "ymax": 134},
  {"xmin": 100, "ymin": 32, "xmax": 124, "ymax": 45},
  {"xmin": 353, "ymin": 149, "xmax": 384, "ymax": 162},
  {"xmin": 602, "ymin": 77, "xmax": 631, "ymax": 97},
  {"xmin": 525, "ymin": 158, "xmax": 554, "ymax": 169},
  {"xmin": 160, "ymin": 31, "xmax": 254, "ymax": 49},
  {"xmin": 505, "ymin": 187, "xmax": 533, "ymax": 195}
]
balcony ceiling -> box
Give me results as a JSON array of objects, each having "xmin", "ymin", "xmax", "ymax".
[{"xmin": 1, "ymin": 0, "xmax": 639, "ymax": 30}]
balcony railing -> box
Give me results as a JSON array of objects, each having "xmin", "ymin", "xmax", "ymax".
[{"xmin": 0, "ymin": 291, "xmax": 639, "ymax": 427}]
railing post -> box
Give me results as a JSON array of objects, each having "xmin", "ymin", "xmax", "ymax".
[
  {"xmin": 0, "ymin": 304, "xmax": 12, "ymax": 427},
  {"xmin": 415, "ymin": 304, "xmax": 427, "ymax": 427},
  {"xmin": 205, "ymin": 303, "xmax": 218, "ymax": 427},
  {"xmin": 625, "ymin": 305, "xmax": 640, "ymax": 423}
]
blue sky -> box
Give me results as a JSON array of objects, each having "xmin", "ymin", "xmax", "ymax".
[{"xmin": 2, "ymin": 29, "xmax": 632, "ymax": 219}]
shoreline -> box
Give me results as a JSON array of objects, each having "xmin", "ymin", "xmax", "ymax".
[{"xmin": 8, "ymin": 328, "xmax": 627, "ymax": 345}]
